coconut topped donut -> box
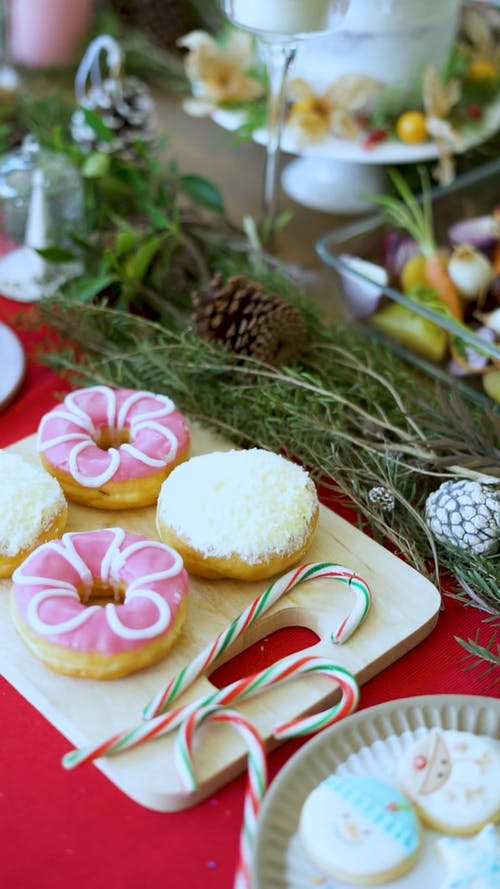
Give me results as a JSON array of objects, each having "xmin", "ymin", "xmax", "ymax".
[
  {"xmin": 156, "ymin": 448, "xmax": 319, "ymax": 580},
  {"xmin": 0, "ymin": 450, "xmax": 67, "ymax": 577}
]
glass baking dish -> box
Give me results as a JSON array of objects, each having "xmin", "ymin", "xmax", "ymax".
[{"xmin": 316, "ymin": 158, "xmax": 500, "ymax": 407}]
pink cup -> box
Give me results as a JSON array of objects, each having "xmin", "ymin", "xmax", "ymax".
[{"xmin": 9, "ymin": 0, "xmax": 95, "ymax": 68}]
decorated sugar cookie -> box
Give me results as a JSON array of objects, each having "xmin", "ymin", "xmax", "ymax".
[
  {"xmin": 299, "ymin": 774, "xmax": 421, "ymax": 885},
  {"xmin": 398, "ymin": 729, "xmax": 500, "ymax": 835},
  {"xmin": 437, "ymin": 823, "xmax": 500, "ymax": 889}
]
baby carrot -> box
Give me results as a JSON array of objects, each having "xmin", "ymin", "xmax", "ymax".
[
  {"xmin": 424, "ymin": 252, "xmax": 463, "ymax": 320},
  {"xmin": 372, "ymin": 169, "xmax": 463, "ymax": 320}
]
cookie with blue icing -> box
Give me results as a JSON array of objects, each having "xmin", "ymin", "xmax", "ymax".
[
  {"xmin": 299, "ymin": 774, "xmax": 421, "ymax": 885},
  {"xmin": 437, "ymin": 823, "xmax": 500, "ymax": 889}
]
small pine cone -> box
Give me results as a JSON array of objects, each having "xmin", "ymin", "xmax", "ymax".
[
  {"xmin": 425, "ymin": 479, "xmax": 500, "ymax": 556},
  {"xmin": 192, "ymin": 273, "xmax": 308, "ymax": 367},
  {"xmin": 368, "ymin": 485, "xmax": 395, "ymax": 511},
  {"xmin": 71, "ymin": 76, "xmax": 157, "ymax": 158}
]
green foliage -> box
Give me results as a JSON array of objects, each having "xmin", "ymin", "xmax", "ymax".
[
  {"xmin": 5, "ymin": 69, "xmax": 498, "ymax": 673},
  {"xmin": 178, "ymin": 174, "xmax": 225, "ymax": 212},
  {"xmin": 35, "ymin": 246, "xmax": 77, "ymax": 263},
  {"xmin": 34, "ymin": 293, "xmax": 500, "ymax": 625}
]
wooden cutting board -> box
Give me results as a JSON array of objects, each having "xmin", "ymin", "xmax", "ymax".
[{"xmin": 0, "ymin": 427, "xmax": 441, "ymax": 811}]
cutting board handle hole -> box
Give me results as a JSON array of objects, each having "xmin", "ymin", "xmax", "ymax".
[{"xmin": 208, "ymin": 625, "xmax": 320, "ymax": 689}]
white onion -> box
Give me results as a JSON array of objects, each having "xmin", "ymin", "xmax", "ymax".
[
  {"xmin": 475, "ymin": 307, "xmax": 500, "ymax": 336},
  {"xmin": 448, "ymin": 244, "xmax": 492, "ymax": 301}
]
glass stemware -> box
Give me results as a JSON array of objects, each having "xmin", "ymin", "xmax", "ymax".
[
  {"xmin": 221, "ymin": 0, "xmax": 350, "ymax": 238},
  {"xmin": 0, "ymin": 0, "xmax": 19, "ymax": 95}
]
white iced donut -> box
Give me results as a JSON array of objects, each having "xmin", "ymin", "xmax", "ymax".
[
  {"xmin": 10, "ymin": 528, "xmax": 189, "ymax": 679},
  {"xmin": 37, "ymin": 385, "xmax": 190, "ymax": 509},
  {"xmin": 0, "ymin": 450, "xmax": 67, "ymax": 578},
  {"xmin": 156, "ymin": 448, "xmax": 319, "ymax": 580}
]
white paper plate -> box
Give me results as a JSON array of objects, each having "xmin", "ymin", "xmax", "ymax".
[
  {"xmin": 0, "ymin": 321, "xmax": 25, "ymax": 411},
  {"xmin": 251, "ymin": 694, "xmax": 500, "ymax": 889}
]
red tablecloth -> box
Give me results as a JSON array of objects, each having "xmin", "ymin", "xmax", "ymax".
[{"xmin": 0, "ymin": 296, "xmax": 497, "ymax": 889}]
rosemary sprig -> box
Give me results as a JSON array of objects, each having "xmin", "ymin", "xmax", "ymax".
[{"xmin": 31, "ymin": 295, "xmax": 499, "ymax": 627}]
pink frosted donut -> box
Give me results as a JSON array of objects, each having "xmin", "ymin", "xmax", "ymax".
[
  {"xmin": 37, "ymin": 386, "xmax": 190, "ymax": 509},
  {"xmin": 10, "ymin": 528, "xmax": 189, "ymax": 679}
]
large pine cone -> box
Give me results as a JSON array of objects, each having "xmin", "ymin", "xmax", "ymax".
[
  {"xmin": 192, "ymin": 273, "xmax": 309, "ymax": 367},
  {"xmin": 425, "ymin": 478, "xmax": 500, "ymax": 555},
  {"xmin": 70, "ymin": 75, "xmax": 157, "ymax": 158}
]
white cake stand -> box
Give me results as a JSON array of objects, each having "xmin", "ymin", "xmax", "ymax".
[{"xmin": 213, "ymin": 96, "xmax": 500, "ymax": 214}]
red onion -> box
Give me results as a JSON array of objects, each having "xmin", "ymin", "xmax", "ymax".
[
  {"xmin": 381, "ymin": 230, "xmax": 420, "ymax": 281},
  {"xmin": 337, "ymin": 254, "xmax": 388, "ymax": 319},
  {"xmin": 487, "ymin": 275, "xmax": 500, "ymax": 306},
  {"xmin": 448, "ymin": 214, "xmax": 499, "ymax": 256},
  {"xmin": 447, "ymin": 325, "xmax": 496, "ymax": 376}
]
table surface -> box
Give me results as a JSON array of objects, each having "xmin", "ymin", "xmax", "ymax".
[{"xmin": 0, "ymin": 94, "xmax": 498, "ymax": 889}]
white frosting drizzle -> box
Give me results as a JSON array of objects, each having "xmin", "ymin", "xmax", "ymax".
[
  {"xmin": 118, "ymin": 538, "xmax": 184, "ymax": 579},
  {"xmin": 55, "ymin": 533, "xmax": 95, "ymax": 585},
  {"xmin": 120, "ymin": 444, "xmax": 166, "ymax": 468},
  {"xmin": 38, "ymin": 432, "xmax": 89, "ymax": 451},
  {"xmin": 68, "ymin": 440, "xmax": 121, "ymax": 487},
  {"xmin": 37, "ymin": 386, "xmax": 184, "ymax": 487},
  {"xmin": 12, "ymin": 535, "xmax": 92, "ymax": 589},
  {"xmin": 122, "ymin": 422, "xmax": 178, "ymax": 466},
  {"xmin": 117, "ymin": 391, "xmax": 175, "ymax": 429},
  {"xmin": 14, "ymin": 531, "xmax": 181, "ymax": 642},
  {"xmin": 38, "ymin": 407, "xmax": 96, "ymax": 440},
  {"xmin": 100, "ymin": 527, "xmax": 126, "ymax": 582},
  {"xmin": 28, "ymin": 588, "xmax": 102, "ymax": 634},
  {"xmin": 105, "ymin": 590, "xmax": 171, "ymax": 639},
  {"xmin": 66, "ymin": 386, "xmax": 115, "ymax": 429}
]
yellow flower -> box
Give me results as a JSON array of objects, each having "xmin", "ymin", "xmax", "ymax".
[
  {"xmin": 178, "ymin": 30, "xmax": 264, "ymax": 116},
  {"xmin": 421, "ymin": 64, "xmax": 463, "ymax": 186},
  {"xmin": 461, "ymin": 7, "xmax": 500, "ymax": 81},
  {"xmin": 287, "ymin": 75, "xmax": 381, "ymax": 146}
]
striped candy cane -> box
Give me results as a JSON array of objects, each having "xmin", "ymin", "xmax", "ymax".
[
  {"xmin": 175, "ymin": 704, "xmax": 267, "ymax": 889},
  {"xmin": 62, "ymin": 654, "xmax": 359, "ymax": 769},
  {"xmin": 143, "ymin": 561, "xmax": 371, "ymax": 719}
]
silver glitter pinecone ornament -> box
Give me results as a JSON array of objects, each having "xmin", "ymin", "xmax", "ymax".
[
  {"xmin": 71, "ymin": 34, "xmax": 156, "ymax": 160},
  {"xmin": 368, "ymin": 485, "xmax": 395, "ymax": 511},
  {"xmin": 71, "ymin": 75, "xmax": 156, "ymax": 158},
  {"xmin": 425, "ymin": 479, "xmax": 500, "ymax": 556}
]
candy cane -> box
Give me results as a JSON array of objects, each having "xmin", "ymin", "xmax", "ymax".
[
  {"xmin": 175, "ymin": 704, "xmax": 267, "ymax": 889},
  {"xmin": 143, "ymin": 561, "xmax": 371, "ymax": 719},
  {"xmin": 62, "ymin": 654, "xmax": 359, "ymax": 769},
  {"xmin": 74, "ymin": 34, "xmax": 123, "ymax": 104}
]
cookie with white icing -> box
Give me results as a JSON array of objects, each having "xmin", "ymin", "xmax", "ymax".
[
  {"xmin": 299, "ymin": 774, "xmax": 421, "ymax": 885},
  {"xmin": 398, "ymin": 729, "xmax": 500, "ymax": 835}
]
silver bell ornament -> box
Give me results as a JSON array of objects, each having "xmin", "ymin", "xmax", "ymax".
[
  {"xmin": 424, "ymin": 478, "xmax": 500, "ymax": 556},
  {"xmin": 70, "ymin": 34, "xmax": 157, "ymax": 159},
  {"xmin": 0, "ymin": 136, "xmax": 83, "ymax": 302}
]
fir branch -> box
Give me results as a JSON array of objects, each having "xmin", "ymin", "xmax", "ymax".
[
  {"xmin": 30, "ymin": 295, "xmax": 499, "ymax": 624},
  {"xmin": 457, "ymin": 630, "xmax": 500, "ymax": 680}
]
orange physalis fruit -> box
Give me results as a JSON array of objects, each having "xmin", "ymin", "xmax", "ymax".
[{"xmin": 396, "ymin": 111, "xmax": 428, "ymax": 144}]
